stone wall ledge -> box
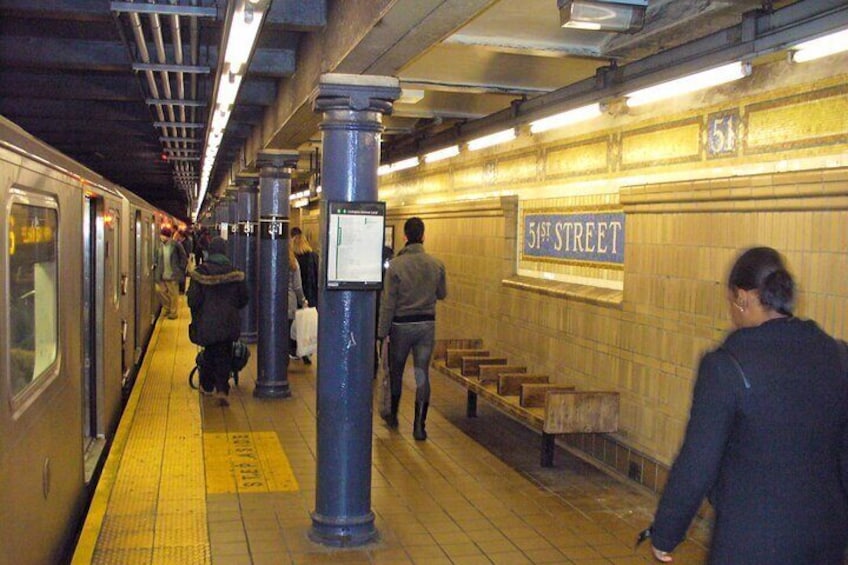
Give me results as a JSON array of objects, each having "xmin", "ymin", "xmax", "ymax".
[{"xmin": 502, "ymin": 275, "xmax": 623, "ymax": 307}]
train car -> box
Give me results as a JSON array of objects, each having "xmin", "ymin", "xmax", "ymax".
[{"xmin": 0, "ymin": 115, "xmax": 167, "ymax": 564}]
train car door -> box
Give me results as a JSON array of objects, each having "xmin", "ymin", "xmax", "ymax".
[
  {"xmin": 81, "ymin": 195, "xmax": 105, "ymax": 476},
  {"xmin": 103, "ymin": 202, "xmax": 124, "ymax": 418},
  {"xmin": 134, "ymin": 210, "xmax": 143, "ymax": 362}
]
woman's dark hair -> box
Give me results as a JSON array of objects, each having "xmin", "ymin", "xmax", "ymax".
[
  {"xmin": 728, "ymin": 246, "xmax": 795, "ymax": 315},
  {"xmin": 404, "ymin": 217, "xmax": 425, "ymax": 244}
]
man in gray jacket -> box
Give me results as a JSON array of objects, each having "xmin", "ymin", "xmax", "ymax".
[
  {"xmin": 378, "ymin": 217, "xmax": 447, "ymax": 440},
  {"xmin": 154, "ymin": 226, "xmax": 187, "ymax": 319}
]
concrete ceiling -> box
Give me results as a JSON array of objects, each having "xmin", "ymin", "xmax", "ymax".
[{"xmin": 2, "ymin": 0, "xmax": 841, "ymax": 220}]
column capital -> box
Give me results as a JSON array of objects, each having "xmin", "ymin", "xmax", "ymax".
[
  {"xmin": 257, "ymin": 149, "xmax": 300, "ymax": 170},
  {"xmin": 312, "ymin": 73, "xmax": 401, "ymax": 114},
  {"xmin": 236, "ymin": 172, "xmax": 260, "ymax": 191}
]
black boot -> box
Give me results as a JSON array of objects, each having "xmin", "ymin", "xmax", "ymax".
[
  {"xmin": 384, "ymin": 394, "xmax": 400, "ymax": 429},
  {"xmin": 413, "ymin": 401, "xmax": 429, "ymax": 441}
]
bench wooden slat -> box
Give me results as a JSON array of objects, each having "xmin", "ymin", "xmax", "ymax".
[
  {"xmin": 478, "ymin": 365, "xmax": 526, "ymax": 384},
  {"xmin": 462, "ymin": 357, "xmax": 507, "ymax": 377},
  {"xmin": 446, "ymin": 349, "xmax": 489, "ymax": 368},
  {"xmin": 497, "ymin": 374, "xmax": 549, "ymax": 396},
  {"xmin": 543, "ymin": 391, "xmax": 620, "ymax": 434},
  {"xmin": 434, "ymin": 338, "xmax": 483, "ymax": 362},
  {"xmin": 520, "ymin": 384, "xmax": 576, "ymax": 407}
]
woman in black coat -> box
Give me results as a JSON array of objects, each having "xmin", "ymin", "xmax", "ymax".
[
  {"xmin": 187, "ymin": 237, "xmax": 249, "ymax": 405},
  {"xmin": 647, "ymin": 247, "xmax": 848, "ymax": 564}
]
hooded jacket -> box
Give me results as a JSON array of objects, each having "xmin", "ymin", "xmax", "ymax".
[{"xmin": 187, "ymin": 253, "xmax": 248, "ymax": 346}]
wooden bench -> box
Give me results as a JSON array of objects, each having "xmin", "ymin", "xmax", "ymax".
[
  {"xmin": 497, "ymin": 374, "xmax": 549, "ymax": 395},
  {"xmin": 519, "ymin": 383, "xmax": 576, "ymax": 407},
  {"xmin": 461, "ymin": 356, "xmax": 507, "ymax": 377},
  {"xmin": 446, "ymin": 349, "xmax": 489, "ymax": 369},
  {"xmin": 432, "ymin": 338, "xmax": 619, "ymax": 467},
  {"xmin": 479, "ymin": 365, "xmax": 526, "ymax": 384}
]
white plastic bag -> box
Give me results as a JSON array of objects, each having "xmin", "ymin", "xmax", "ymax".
[{"xmin": 292, "ymin": 307, "xmax": 318, "ymax": 357}]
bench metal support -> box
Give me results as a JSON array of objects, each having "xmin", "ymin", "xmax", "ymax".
[
  {"xmin": 466, "ymin": 390, "xmax": 478, "ymax": 417},
  {"xmin": 541, "ymin": 432, "xmax": 555, "ymax": 467}
]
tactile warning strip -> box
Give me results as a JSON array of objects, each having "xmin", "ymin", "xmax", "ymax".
[{"xmin": 73, "ymin": 303, "xmax": 211, "ymax": 565}]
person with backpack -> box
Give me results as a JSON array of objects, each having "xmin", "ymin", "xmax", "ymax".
[{"xmin": 187, "ymin": 237, "xmax": 249, "ymax": 406}]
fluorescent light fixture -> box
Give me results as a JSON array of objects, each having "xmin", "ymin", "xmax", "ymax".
[
  {"xmin": 389, "ymin": 157, "xmax": 420, "ymax": 172},
  {"xmin": 625, "ymin": 61, "xmax": 751, "ymax": 107},
  {"xmin": 558, "ymin": 0, "xmax": 647, "ymax": 33},
  {"xmin": 195, "ymin": 0, "xmax": 267, "ymax": 219},
  {"xmin": 216, "ymin": 72, "xmax": 243, "ymax": 108},
  {"xmin": 530, "ymin": 103, "xmax": 603, "ymax": 133},
  {"xmin": 424, "ymin": 145, "xmax": 460, "ymax": 163},
  {"xmin": 378, "ymin": 164, "xmax": 392, "ymax": 176},
  {"xmin": 790, "ymin": 28, "xmax": 848, "ymax": 63},
  {"xmin": 467, "ymin": 128, "xmax": 516, "ymax": 151},
  {"xmin": 224, "ymin": 2, "xmax": 263, "ymax": 74}
]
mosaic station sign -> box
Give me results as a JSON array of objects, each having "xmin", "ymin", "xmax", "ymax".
[{"xmin": 522, "ymin": 211, "xmax": 625, "ymax": 266}]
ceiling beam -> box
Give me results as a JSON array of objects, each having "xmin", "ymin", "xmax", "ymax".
[
  {"xmin": 0, "ymin": 0, "xmax": 113, "ymax": 20},
  {"xmin": 0, "ymin": 37, "xmax": 129, "ymax": 72},
  {"xmin": 0, "ymin": 70, "xmax": 142, "ymax": 101},
  {"xmin": 265, "ymin": 0, "xmax": 327, "ymax": 30}
]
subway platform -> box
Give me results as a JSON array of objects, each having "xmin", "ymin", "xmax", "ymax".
[{"xmin": 72, "ymin": 297, "xmax": 709, "ymax": 564}]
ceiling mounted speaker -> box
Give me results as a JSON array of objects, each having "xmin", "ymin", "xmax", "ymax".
[{"xmin": 558, "ymin": 0, "xmax": 647, "ymax": 33}]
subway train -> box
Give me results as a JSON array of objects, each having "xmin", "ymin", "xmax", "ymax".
[{"xmin": 0, "ymin": 115, "xmax": 178, "ymax": 563}]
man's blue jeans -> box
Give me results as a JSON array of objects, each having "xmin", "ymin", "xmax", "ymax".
[{"xmin": 388, "ymin": 320, "xmax": 435, "ymax": 404}]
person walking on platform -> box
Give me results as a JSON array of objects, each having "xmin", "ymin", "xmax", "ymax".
[
  {"xmin": 642, "ymin": 247, "xmax": 848, "ymax": 564},
  {"xmin": 287, "ymin": 244, "xmax": 308, "ymax": 363},
  {"xmin": 378, "ymin": 217, "xmax": 447, "ymax": 440},
  {"xmin": 290, "ymin": 227, "xmax": 319, "ymax": 306},
  {"xmin": 187, "ymin": 237, "xmax": 249, "ymax": 406},
  {"xmin": 154, "ymin": 225, "xmax": 187, "ymax": 319},
  {"xmin": 176, "ymin": 229, "xmax": 194, "ymax": 294},
  {"xmin": 291, "ymin": 227, "xmax": 318, "ymax": 364}
]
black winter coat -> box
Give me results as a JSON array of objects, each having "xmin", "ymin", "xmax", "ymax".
[
  {"xmin": 295, "ymin": 250, "xmax": 319, "ymax": 306},
  {"xmin": 652, "ymin": 317, "xmax": 848, "ymax": 564},
  {"xmin": 187, "ymin": 255, "xmax": 248, "ymax": 346}
]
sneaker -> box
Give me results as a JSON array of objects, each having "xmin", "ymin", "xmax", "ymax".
[
  {"xmin": 200, "ymin": 388, "xmax": 214, "ymax": 396},
  {"xmin": 289, "ymin": 353, "xmax": 299, "ymax": 360},
  {"xmin": 302, "ymin": 356, "xmax": 312, "ymax": 365}
]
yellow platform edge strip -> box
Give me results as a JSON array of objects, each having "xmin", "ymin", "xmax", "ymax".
[{"xmin": 71, "ymin": 319, "xmax": 164, "ymax": 565}]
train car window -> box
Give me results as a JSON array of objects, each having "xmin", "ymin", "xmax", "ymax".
[
  {"xmin": 109, "ymin": 209, "xmax": 120, "ymax": 304},
  {"xmin": 8, "ymin": 202, "xmax": 59, "ymax": 397}
]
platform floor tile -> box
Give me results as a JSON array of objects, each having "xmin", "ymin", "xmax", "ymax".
[{"xmin": 74, "ymin": 298, "xmax": 712, "ymax": 564}]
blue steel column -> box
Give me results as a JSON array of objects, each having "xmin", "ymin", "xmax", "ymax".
[
  {"xmin": 227, "ymin": 194, "xmax": 239, "ymax": 260},
  {"xmin": 254, "ymin": 150, "xmax": 299, "ymax": 399},
  {"xmin": 213, "ymin": 201, "xmax": 227, "ymax": 240},
  {"xmin": 309, "ymin": 74, "xmax": 401, "ymax": 547},
  {"xmin": 237, "ymin": 175, "xmax": 259, "ymax": 343}
]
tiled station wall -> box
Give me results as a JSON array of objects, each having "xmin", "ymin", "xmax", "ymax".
[{"xmin": 370, "ymin": 59, "xmax": 848, "ymax": 492}]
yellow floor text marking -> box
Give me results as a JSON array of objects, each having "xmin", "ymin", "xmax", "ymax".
[{"xmin": 203, "ymin": 431, "xmax": 299, "ymax": 494}]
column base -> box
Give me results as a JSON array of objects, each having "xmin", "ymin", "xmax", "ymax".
[
  {"xmin": 253, "ymin": 381, "xmax": 291, "ymax": 398},
  {"xmin": 308, "ymin": 510, "xmax": 378, "ymax": 547}
]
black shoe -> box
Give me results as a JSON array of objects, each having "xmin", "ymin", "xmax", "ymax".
[{"xmin": 302, "ymin": 356, "xmax": 312, "ymax": 365}]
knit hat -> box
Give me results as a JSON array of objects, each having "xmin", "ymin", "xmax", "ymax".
[{"xmin": 208, "ymin": 237, "xmax": 227, "ymax": 256}]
